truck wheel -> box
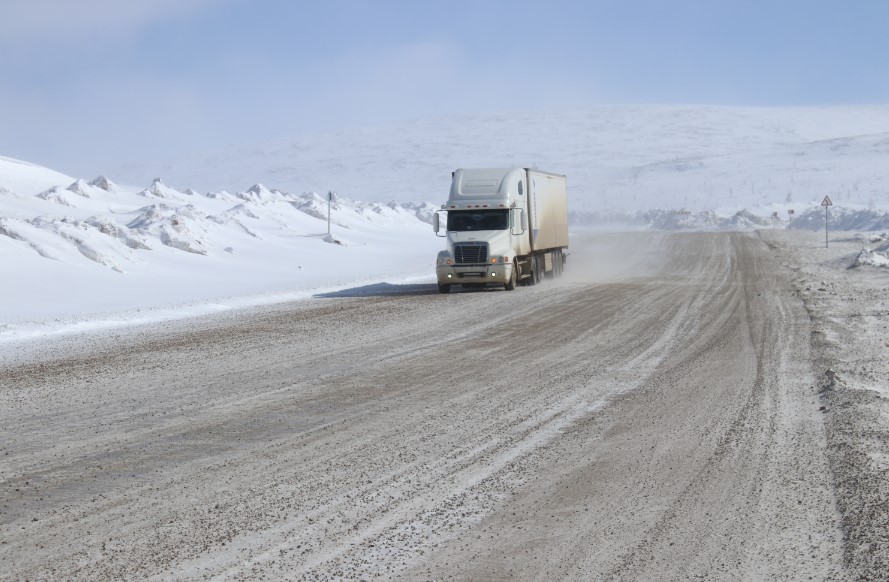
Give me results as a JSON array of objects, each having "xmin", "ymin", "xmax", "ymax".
[
  {"xmin": 438, "ymin": 284, "xmax": 451, "ymax": 294},
  {"xmin": 505, "ymin": 263, "xmax": 517, "ymax": 291},
  {"xmin": 528, "ymin": 257, "xmax": 539, "ymax": 285}
]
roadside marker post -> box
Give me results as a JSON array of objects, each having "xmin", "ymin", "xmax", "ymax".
[{"xmin": 821, "ymin": 196, "xmax": 832, "ymax": 248}]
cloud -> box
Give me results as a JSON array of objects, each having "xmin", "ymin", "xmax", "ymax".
[
  {"xmin": 268, "ymin": 39, "xmax": 599, "ymax": 132},
  {"xmin": 0, "ymin": 68, "xmax": 223, "ymax": 177},
  {"xmin": 0, "ymin": 0, "xmax": 222, "ymax": 44},
  {"xmin": 0, "ymin": 33, "xmax": 603, "ymax": 176}
]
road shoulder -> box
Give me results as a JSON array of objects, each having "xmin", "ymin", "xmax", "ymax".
[{"xmin": 763, "ymin": 229, "xmax": 889, "ymax": 579}]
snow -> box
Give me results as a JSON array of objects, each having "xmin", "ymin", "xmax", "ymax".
[
  {"xmin": 112, "ymin": 105, "xmax": 889, "ymax": 214},
  {"xmin": 852, "ymin": 240, "xmax": 889, "ymax": 268},
  {"xmin": 0, "ymin": 157, "xmax": 440, "ymax": 343},
  {"xmin": 0, "ymin": 155, "xmax": 75, "ymax": 195},
  {"xmin": 4, "ymin": 105, "xmax": 889, "ymax": 342}
]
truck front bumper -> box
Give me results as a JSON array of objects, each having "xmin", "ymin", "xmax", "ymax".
[{"xmin": 436, "ymin": 263, "xmax": 514, "ymax": 286}]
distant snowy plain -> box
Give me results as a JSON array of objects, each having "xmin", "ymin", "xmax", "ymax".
[{"xmin": 3, "ymin": 105, "xmax": 889, "ymax": 341}]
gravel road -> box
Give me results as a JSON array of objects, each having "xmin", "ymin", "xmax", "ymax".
[{"xmin": 1, "ymin": 231, "xmax": 845, "ymax": 580}]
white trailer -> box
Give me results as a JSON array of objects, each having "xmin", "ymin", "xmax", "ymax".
[{"xmin": 432, "ymin": 168, "xmax": 569, "ymax": 293}]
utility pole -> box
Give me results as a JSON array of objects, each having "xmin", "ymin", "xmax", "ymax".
[{"xmin": 327, "ymin": 190, "xmax": 334, "ymax": 236}]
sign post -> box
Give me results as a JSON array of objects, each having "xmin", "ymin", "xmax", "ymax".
[
  {"xmin": 821, "ymin": 196, "xmax": 832, "ymax": 248},
  {"xmin": 327, "ymin": 191, "xmax": 333, "ymax": 236}
]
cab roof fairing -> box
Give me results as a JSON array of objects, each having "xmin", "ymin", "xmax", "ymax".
[{"xmin": 447, "ymin": 168, "xmax": 525, "ymax": 206}]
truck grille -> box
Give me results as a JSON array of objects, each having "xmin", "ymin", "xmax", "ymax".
[{"xmin": 454, "ymin": 243, "xmax": 488, "ymax": 264}]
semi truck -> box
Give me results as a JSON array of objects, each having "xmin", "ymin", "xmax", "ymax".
[{"xmin": 433, "ymin": 167, "xmax": 569, "ymax": 293}]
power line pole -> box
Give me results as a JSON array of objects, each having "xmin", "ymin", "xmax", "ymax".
[{"xmin": 327, "ymin": 190, "xmax": 334, "ymax": 236}]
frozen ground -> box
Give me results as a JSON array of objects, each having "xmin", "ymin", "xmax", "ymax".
[
  {"xmin": 0, "ymin": 231, "xmax": 851, "ymax": 580},
  {"xmin": 763, "ymin": 229, "xmax": 889, "ymax": 578}
]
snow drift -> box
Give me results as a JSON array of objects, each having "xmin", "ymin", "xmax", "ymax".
[{"xmin": 0, "ymin": 157, "xmax": 441, "ymax": 337}]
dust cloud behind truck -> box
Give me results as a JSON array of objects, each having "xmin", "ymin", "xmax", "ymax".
[{"xmin": 432, "ymin": 168, "xmax": 569, "ymax": 293}]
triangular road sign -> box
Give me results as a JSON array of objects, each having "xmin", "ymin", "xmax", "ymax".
[{"xmin": 821, "ymin": 196, "xmax": 833, "ymax": 207}]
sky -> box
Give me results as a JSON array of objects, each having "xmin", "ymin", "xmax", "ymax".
[{"xmin": 2, "ymin": 0, "xmax": 888, "ymax": 178}]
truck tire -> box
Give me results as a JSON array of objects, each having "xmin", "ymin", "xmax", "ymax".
[
  {"xmin": 438, "ymin": 284, "xmax": 451, "ymax": 294},
  {"xmin": 528, "ymin": 256, "xmax": 540, "ymax": 286},
  {"xmin": 505, "ymin": 262, "xmax": 517, "ymax": 291}
]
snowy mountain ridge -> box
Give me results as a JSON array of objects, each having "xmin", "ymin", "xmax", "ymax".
[
  {"xmin": 112, "ymin": 105, "xmax": 889, "ymax": 213},
  {"xmin": 3, "ymin": 171, "xmax": 437, "ymax": 265}
]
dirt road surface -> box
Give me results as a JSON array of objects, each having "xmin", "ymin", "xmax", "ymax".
[{"xmin": 1, "ymin": 231, "xmax": 846, "ymax": 580}]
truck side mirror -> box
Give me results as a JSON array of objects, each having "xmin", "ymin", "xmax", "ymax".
[{"xmin": 433, "ymin": 211, "xmax": 447, "ymax": 237}]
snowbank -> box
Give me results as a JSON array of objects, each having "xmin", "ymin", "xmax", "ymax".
[{"xmin": 0, "ymin": 156, "xmax": 440, "ymax": 341}]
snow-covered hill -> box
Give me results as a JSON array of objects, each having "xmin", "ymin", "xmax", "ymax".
[
  {"xmin": 113, "ymin": 105, "xmax": 889, "ymax": 213},
  {"xmin": 0, "ymin": 156, "xmax": 76, "ymax": 195}
]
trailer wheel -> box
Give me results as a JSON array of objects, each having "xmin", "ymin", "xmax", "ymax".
[
  {"xmin": 545, "ymin": 251, "xmax": 556, "ymax": 279},
  {"xmin": 505, "ymin": 262, "xmax": 517, "ymax": 291},
  {"xmin": 438, "ymin": 284, "xmax": 451, "ymax": 294}
]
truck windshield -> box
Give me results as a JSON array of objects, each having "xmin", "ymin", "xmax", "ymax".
[{"xmin": 447, "ymin": 209, "xmax": 508, "ymax": 231}]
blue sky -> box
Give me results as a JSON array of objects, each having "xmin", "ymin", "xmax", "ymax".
[{"xmin": 1, "ymin": 0, "xmax": 887, "ymax": 177}]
